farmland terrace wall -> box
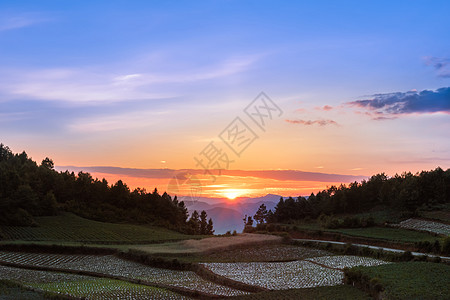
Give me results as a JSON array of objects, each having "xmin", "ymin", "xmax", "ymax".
[{"xmin": 0, "ymin": 260, "xmax": 222, "ymax": 299}]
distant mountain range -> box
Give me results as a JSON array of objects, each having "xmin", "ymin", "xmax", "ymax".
[{"xmin": 181, "ymin": 194, "xmax": 282, "ymax": 234}]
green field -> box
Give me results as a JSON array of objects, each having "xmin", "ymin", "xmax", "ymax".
[
  {"xmin": 348, "ymin": 262, "xmax": 450, "ymax": 300},
  {"xmin": 231, "ymin": 285, "xmax": 371, "ymax": 300},
  {"xmin": 186, "ymin": 244, "xmax": 332, "ymax": 263},
  {"xmin": 0, "ymin": 280, "xmax": 47, "ymax": 300},
  {"xmin": 291, "ymin": 223, "xmax": 441, "ymax": 243},
  {"xmin": 327, "ymin": 227, "xmax": 440, "ymax": 243},
  {"xmin": 0, "ymin": 213, "xmax": 195, "ymax": 244},
  {"xmin": 30, "ymin": 278, "xmax": 189, "ymax": 299}
]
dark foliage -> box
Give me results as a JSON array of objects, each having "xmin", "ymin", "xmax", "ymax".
[
  {"xmin": 270, "ymin": 169, "xmax": 450, "ymax": 223},
  {"xmin": 0, "ymin": 143, "xmax": 213, "ymax": 234}
]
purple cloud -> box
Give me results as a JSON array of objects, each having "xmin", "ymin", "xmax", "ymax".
[
  {"xmin": 424, "ymin": 57, "xmax": 450, "ymax": 78},
  {"xmin": 348, "ymin": 87, "xmax": 450, "ymax": 118}
]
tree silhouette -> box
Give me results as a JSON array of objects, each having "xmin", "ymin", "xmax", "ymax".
[
  {"xmin": 200, "ymin": 210, "xmax": 208, "ymax": 234},
  {"xmin": 207, "ymin": 218, "xmax": 214, "ymax": 235},
  {"xmin": 188, "ymin": 210, "xmax": 200, "ymax": 234},
  {"xmin": 254, "ymin": 203, "xmax": 268, "ymax": 224},
  {"xmin": 0, "ymin": 143, "xmax": 213, "ymax": 233}
]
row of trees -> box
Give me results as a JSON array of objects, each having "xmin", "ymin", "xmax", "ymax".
[
  {"xmin": 255, "ymin": 168, "xmax": 450, "ymax": 224},
  {"xmin": 0, "ymin": 143, "xmax": 214, "ymax": 234},
  {"xmin": 187, "ymin": 210, "xmax": 214, "ymax": 235}
]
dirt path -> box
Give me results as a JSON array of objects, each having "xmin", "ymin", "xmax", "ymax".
[{"xmin": 133, "ymin": 233, "xmax": 282, "ymax": 255}]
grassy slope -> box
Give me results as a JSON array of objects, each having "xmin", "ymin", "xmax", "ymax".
[
  {"xmin": 352, "ymin": 262, "xmax": 450, "ymax": 300},
  {"xmin": 30, "ymin": 278, "xmax": 187, "ymax": 299},
  {"xmin": 231, "ymin": 285, "xmax": 371, "ymax": 300},
  {"xmin": 0, "ymin": 213, "xmax": 195, "ymax": 244},
  {"xmin": 181, "ymin": 244, "xmax": 333, "ymax": 263},
  {"xmin": 327, "ymin": 227, "xmax": 440, "ymax": 243},
  {"xmin": 0, "ymin": 280, "xmax": 47, "ymax": 300},
  {"xmin": 292, "ymin": 223, "xmax": 440, "ymax": 243}
]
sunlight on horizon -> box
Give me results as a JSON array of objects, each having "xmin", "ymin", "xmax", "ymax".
[{"xmin": 221, "ymin": 189, "xmax": 242, "ymax": 200}]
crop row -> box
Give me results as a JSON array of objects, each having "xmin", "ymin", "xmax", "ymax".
[
  {"xmin": 0, "ymin": 265, "xmax": 90, "ymax": 284},
  {"xmin": 201, "ymin": 260, "xmax": 343, "ymax": 290},
  {"xmin": 393, "ymin": 218, "xmax": 450, "ymax": 236},
  {"xmin": 0, "ymin": 265, "xmax": 189, "ymax": 299},
  {"xmin": 305, "ymin": 255, "xmax": 390, "ymax": 269},
  {"xmin": 30, "ymin": 278, "xmax": 190, "ymax": 300},
  {"xmin": 0, "ymin": 251, "xmax": 247, "ymax": 296}
]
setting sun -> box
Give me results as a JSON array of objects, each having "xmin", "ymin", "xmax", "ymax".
[{"xmin": 222, "ymin": 189, "xmax": 240, "ymax": 200}]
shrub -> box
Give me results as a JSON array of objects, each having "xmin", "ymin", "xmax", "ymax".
[
  {"xmin": 399, "ymin": 251, "xmax": 414, "ymax": 261},
  {"xmin": 370, "ymin": 277, "xmax": 383, "ymax": 292},
  {"xmin": 442, "ymin": 237, "xmax": 450, "ymax": 255}
]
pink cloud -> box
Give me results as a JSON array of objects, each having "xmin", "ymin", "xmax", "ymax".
[{"xmin": 285, "ymin": 119, "xmax": 338, "ymax": 126}]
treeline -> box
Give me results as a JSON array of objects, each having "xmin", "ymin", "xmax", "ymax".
[
  {"xmin": 0, "ymin": 144, "xmax": 213, "ymax": 234},
  {"xmin": 269, "ymin": 168, "xmax": 450, "ymax": 223}
]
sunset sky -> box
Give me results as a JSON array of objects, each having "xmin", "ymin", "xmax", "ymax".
[{"xmin": 1, "ymin": 1, "xmax": 449, "ymax": 198}]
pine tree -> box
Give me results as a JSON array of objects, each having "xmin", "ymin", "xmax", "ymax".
[
  {"xmin": 207, "ymin": 218, "xmax": 214, "ymax": 235},
  {"xmin": 200, "ymin": 210, "xmax": 208, "ymax": 234},
  {"xmin": 254, "ymin": 204, "xmax": 268, "ymax": 224},
  {"xmin": 188, "ymin": 210, "xmax": 200, "ymax": 234}
]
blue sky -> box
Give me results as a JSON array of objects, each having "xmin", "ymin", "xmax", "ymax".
[{"xmin": 1, "ymin": 1, "xmax": 449, "ymax": 190}]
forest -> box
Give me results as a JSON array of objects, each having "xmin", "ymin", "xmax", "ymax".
[
  {"xmin": 268, "ymin": 167, "xmax": 450, "ymax": 224},
  {"xmin": 0, "ymin": 144, "xmax": 213, "ymax": 234}
]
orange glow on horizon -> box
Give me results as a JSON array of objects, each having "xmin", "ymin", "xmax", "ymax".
[
  {"xmin": 222, "ymin": 189, "xmax": 241, "ymax": 200},
  {"xmin": 89, "ymin": 172, "xmax": 349, "ymax": 199}
]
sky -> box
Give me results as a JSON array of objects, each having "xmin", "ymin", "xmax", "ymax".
[{"xmin": 1, "ymin": 0, "xmax": 449, "ymax": 199}]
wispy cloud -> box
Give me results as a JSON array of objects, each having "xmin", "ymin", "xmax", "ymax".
[
  {"xmin": 68, "ymin": 110, "xmax": 169, "ymax": 132},
  {"xmin": 0, "ymin": 111, "xmax": 31, "ymax": 122},
  {"xmin": 315, "ymin": 105, "xmax": 333, "ymax": 111},
  {"xmin": 347, "ymin": 87, "xmax": 450, "ymax": 119},
  {"xmin": 0, "ymin": 13, "xmax": 49, "ymax": 32},
  {"xmin": 0, "ymin": 55, "xmax": 259, "ymax": 104},
  {"xmin": 285, "ymin": 119, "xmax": 339, "ymax": 126},
  {"xmin": 424, "ymin": 56, "xmax": 450, "ymax": 78}
]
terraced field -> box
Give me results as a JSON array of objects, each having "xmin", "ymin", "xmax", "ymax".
[
  {"xmin": 229, "ymin": 285, "xmax": 372, "ymax": 300},
  {"xmin": 306, "ymin": 255, "xmax": 390, "ymax": 269},
  {"xmin": 0, "ymin": 265, "xmax": 189, "ymax": 299},
  {"xmin": 201, "ymin": 255, "xmax": 390, "ymax": 290},
  {"xmin": 0, "ymin": 251, "xmax": 248, "ymax": 297},
  {"xmin": 392, "ymin": 218, "xmax": 450, "ymax": 236},
  {"xmin": 202, "ymin": 260, "xmax": 343, "ymax": 289},
  {"xmin": 31, "ymin": 278, "xmax": 190, "ymax": 300},
  {"xmin": 0, "ymin": 246, "xmax": 394, "ymax": 298}
]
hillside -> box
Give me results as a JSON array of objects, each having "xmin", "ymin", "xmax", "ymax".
[
  {"xmin": 0, "ymin": 213, "xmax": 195, "ymax": 244},
  {"xmin": 0, "ymin": 143, "xmax": 209, "ymax": 235}
]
